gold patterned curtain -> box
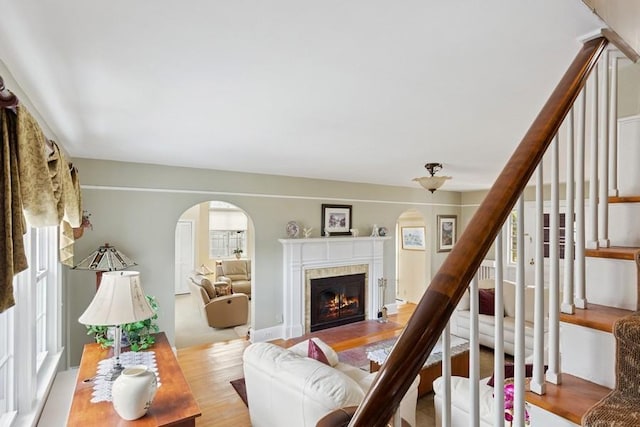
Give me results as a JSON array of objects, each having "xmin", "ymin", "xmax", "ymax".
[
  {"xmin": 0, "ymin": 109, "xmax": 28, "ymax": 312},
  {"xmin": 1, "ymin": 101, "xmax": 83, "ymax": 312}
]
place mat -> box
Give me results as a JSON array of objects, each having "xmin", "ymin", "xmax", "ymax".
[
  {"xmin": 337, "ymin": 337, "xmax": 396, "ymax": 370},
  {"xmin": 367, "ymin": 335, "xmax": 469, "ymax": 366},
  {"xmin": 90, "ymin": 351, "xmax": 161, "ymax": 403},
  {"xmin": 230, "ymin": 378, "xmax": 248, "ymax": 407}
]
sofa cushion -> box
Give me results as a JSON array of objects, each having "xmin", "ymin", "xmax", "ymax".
[
  {"xmin": 221, "ymin": 260, "xmax": 249, "ymax": 280},
  {"xmin": 289, "ymin": 338, "xmax": 340, "ymax": 367},
  {"xmin": 456, "ymin": 279, "xmax": 495, "ymax": 311},
  {"xmin": 478, "ymin": 288, "xmax": 496, "ymax": 316},
  {"xmin": 308, "ymin": 340, "xmax": 330, "ymax": 365},
  {"xmin": 200, "ymin": 278, "xmax": 218, "ymax": 299},
  {"xmin": 433, "ymin": 376, "xmax": 495, "ymax": 425}
]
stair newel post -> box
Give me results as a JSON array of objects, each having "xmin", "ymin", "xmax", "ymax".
[
  {"xmin": 598, "ymin": 50, "xmax": 610, "ymax": 248},
  {"xmin": 547, "ymin": 134, "xmax": 561, "ymax": 385},
  {"xmin": 588, "ymin": 66, "xmax": 599, "ymax": 250},
  {"xmin": 608, "ymin": 53, "xmax": 619, "ymax": 197},
  {"xmin": 562, "ymin": 106, "xmax": 576, "ymax": 315},
  {"xmin": 575, "ymin": 88, "xmax": 588, "ymax": 309},
  {"xmin": 493, "ymin": 230, "xmax": 506, "ymax": 427}
]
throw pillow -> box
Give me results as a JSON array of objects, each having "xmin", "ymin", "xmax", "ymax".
[
  {"xmin": 487, "ymin": 363, "xmax": 548, "ymax": 387},
  {"xmin": 214, "ymin": 283, "xmax": 233, "ymax": 297},
  {"xmin": 199, "ymin": 277, "xmax": 217, "ymax": 299},
  {"xmin": 308, "ymin": 339, "xmax": 330, "ymax": 365},
  {"xmin": 478, "ymin": 288, "xmax": 496, "ymax": 316},
  {"xmin": 288, "ymin": 338, "xmax": 340, "ymax": 366}
]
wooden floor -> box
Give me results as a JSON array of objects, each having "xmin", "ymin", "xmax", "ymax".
[
  {"xmin": 176, "ymin": 302, "xmax": 612, "ymax": 426},
  {"xmin": 176, "ymin": 304, "xmax": 414, "ymax": 427}
]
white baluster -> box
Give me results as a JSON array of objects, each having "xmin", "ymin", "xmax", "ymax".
[
  {"xmin": 530, "ymin": 165, "xmax": 546, "ymax": 394},
  {"xmin": 514, "ymin": 196, "xmax": 527, "ymax": 427},
  {"xmin": 598, "ymin": 50, "xmax": 610, "ymax": 247},
  {"xmin": 587, "ymin": 67, "xmax": 599, "ymax": 250},
  {"xmin": 609, "ymin": 53, "xmax": 619, "ymax": 197},
  {"xmin": 575, "ymin": 88, "xmax": 588, "ymax": 309},
  {"xmin": 547, "ymin": 134, "xmax": 562, "ymax": 385},
  {"xmin": 494, "ymin": 230, "xmax": 505, "ymax": 427},
  {"xmin": 562, "ymin": 106, "xmax": 576, "ymax": 315},
  {"xmin": 442, "ymin": 323, "xmax": 451, "ymax": 427},
  {"xmin": 469, "ymin": 275, "xmax": 480, "ymax": 427}
]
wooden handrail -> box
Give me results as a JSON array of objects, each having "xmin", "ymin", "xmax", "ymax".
[{"xmin": 320, "ymin": 36, "xmax": 608, "ymax": 427}]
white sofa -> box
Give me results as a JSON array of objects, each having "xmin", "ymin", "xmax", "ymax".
[
  {"xmin": 243, "ymin": 339, "xmax": 420, "ymax": 427},
  {"xmin": 451, "ymin": 279, "xmax": 549, "ymax": 356}
]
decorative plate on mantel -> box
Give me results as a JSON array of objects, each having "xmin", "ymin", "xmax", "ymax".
[{"xmin": 286, "ymin": 221, "xmax": 300, "ymax": 238}]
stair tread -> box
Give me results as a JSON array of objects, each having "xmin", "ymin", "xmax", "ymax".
[
  {"xmin": 525, "ymin": 374, "xmax": 611, "ymax": 425},
  {"xmin": 560, "ymin": 303, "xmax": 635, "ymax": 333},
  {"xmin": 609, "ymin": 196, "xmax": 640, "ymax": 203},
  {"xmin": 585, "ymin": 246, "xmax": 640, "ymax": 260}
]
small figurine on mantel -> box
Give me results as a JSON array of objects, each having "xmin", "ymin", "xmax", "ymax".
[
  {"xmin": 371, "ymin": 224, "xmax": 380, "ymax": 237},
  {"xmin": 303, "ymin": 227, "xmax": 313, "ymax": 238}
]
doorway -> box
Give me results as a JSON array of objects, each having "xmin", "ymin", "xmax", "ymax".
[
  {"xmin": 173, "ymin": 200, "xmax": 254, "ymax": 349},
  {"xmin": 396, "ymin": 209, "xmax": 429, "ymax": 304}
]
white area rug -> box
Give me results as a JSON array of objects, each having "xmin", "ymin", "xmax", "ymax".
[{"xmin": 174, "ymin": 294, "xmax": 250, "ymax": 349}]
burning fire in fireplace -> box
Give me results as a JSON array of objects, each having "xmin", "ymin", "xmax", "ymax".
[{"xmin": 310, "ymin": 273, "xmax": 365, "ymax": 332}]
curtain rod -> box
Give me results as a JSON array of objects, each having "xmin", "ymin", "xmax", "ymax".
[{"xmin": 0, "ymin": 75, "xmax": 19, "ymax": 108}]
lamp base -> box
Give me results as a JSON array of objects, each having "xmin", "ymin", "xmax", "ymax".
[{"xmin": 105, "ymin": 362, "xmax": 125, "ymax": 381}]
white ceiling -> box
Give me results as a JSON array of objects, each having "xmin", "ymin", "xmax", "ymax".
[{"xmin": 0, "ymin": 1, "xmax": 605, "ymax": 191}]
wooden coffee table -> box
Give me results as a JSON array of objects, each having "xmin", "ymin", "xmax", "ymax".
[{"xmin": 367, "ymin": 336, "xmax": 469, "ymax": 397}]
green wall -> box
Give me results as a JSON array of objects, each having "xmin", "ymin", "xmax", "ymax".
[{"xmin": 65, "ymin": 158, "xmax": 462, "ymax": 367}]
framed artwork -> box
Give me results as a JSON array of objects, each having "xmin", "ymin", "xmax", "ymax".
[
  {"xmin": 401, "ymin": 226, "xmax": 426, "ymax": 250},
  {"xmin": 437, "ymin": 215, "xmax": 457, "ymax": 252},
  {"xmin": 321, "ymin": 204, "xmax": 352, "ymax": 236}
]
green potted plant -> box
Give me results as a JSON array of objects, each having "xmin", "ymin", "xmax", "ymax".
[
  {"xmin": 86, "ymin": 295, "xmax": 160, "ymax": 351},
  {"xmin": 233, "ymin": 248, "xmax": 243, "ymax": 259}
]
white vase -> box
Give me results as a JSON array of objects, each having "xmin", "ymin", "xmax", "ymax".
[{"xmin": 112, "ymin": 365, "xmax": 158, "ymax": 420}]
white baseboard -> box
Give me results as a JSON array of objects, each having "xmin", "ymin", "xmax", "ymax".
[{"xmin": 251, "ymin": 325, "xmax": 284, "ymax": 343}]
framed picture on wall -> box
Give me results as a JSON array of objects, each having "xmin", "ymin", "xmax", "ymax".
[
  {"xmin": 321, "ymin": 204, "xmax": 352, "ymax": 236},
  {"xmin": 401, "ymin": 226, "xmax": 426, "ymax": 250},
  {"xmin": 437, "ymin": 215, "xmax": 457, "ymax": 252}
]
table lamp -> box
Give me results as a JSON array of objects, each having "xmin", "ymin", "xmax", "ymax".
[
  {"xmin": 73, "ymin": 243, "xmax": 137, "ymax": 289},
  {"xmin": 78, "ymin": 271, "xmax": 155, "ymax": 380}
]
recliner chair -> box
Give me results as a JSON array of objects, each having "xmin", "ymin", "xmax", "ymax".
[
  {"xmin": 216, "ymin": 259, "xmax": 251, "ymax": 297},
  {"xmin": 187, "ymin": 274, "xmax": 248, "ymax": 329}
]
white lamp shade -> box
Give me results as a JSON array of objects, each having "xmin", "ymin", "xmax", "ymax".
[{"xmin": 78, "ymin": 271, "xmax": 155, "ymax": 326}]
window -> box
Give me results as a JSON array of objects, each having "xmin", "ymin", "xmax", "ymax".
[
  {"xmin": 208, "ymin": 202, "xmax": 248, "ymax": 259},
  {"xmin": 0, "ymin": 226, "xmax": 61, "ymax": 426}
]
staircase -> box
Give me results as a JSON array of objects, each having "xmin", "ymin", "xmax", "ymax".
[{"xmin": 319, "ymin": 36, "xmax": 640, "ymax": 427}]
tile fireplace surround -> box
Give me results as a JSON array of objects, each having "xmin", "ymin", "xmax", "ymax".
[{"xmin": 279, "ymin": 236, "xmax": 391, "ymax": 339}]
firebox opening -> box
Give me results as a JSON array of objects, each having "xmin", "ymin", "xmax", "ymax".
[{"xmin": 310, "ymin": 273, "xmax": 365, "ymax": 332}]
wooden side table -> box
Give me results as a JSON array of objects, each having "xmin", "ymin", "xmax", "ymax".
[{"xmin": 67, "ymin": 332, "xmax": 201, "ymax": 426}]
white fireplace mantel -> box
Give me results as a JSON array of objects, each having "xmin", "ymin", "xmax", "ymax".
[{"xmin": 279, "ymin": 236, "xmax": 391, "ymax": 339}]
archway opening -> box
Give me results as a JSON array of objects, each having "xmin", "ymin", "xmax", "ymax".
[{"xmin": 174, "ymin": 200, "xmax": 254, "ymax": 349}]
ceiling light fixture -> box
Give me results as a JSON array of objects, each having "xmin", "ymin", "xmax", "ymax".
[{"xmin": 412, "ymin": 163, "xmax": 451, "ymax": 193}]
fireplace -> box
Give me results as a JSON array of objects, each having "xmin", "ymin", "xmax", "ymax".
[{"xmin": 310, "ymin": 273, "xmax": 365, "ymax": 332}]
